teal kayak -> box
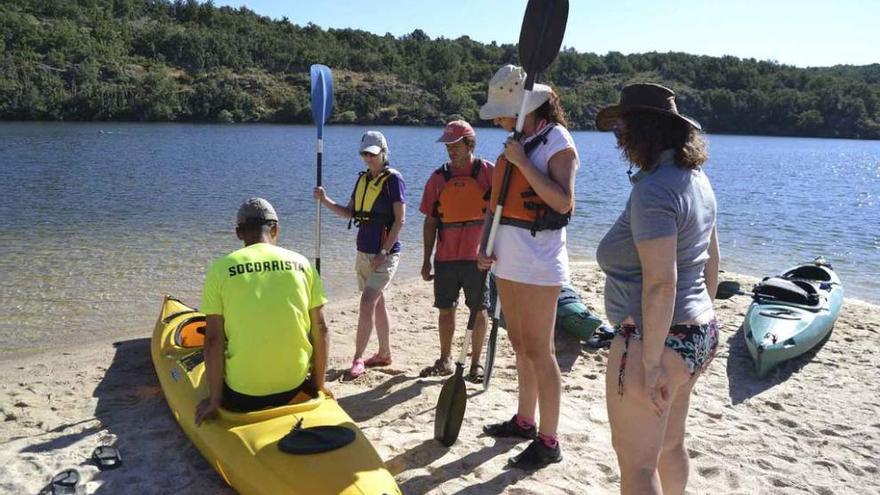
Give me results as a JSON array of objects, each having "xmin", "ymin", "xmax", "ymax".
[{"xmin": 743, "ymin": 258, "xmax": 844, "ymax": 377}]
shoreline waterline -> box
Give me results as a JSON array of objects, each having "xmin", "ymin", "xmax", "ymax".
[{"xmin": 2, "ymin": 261, "xmax": 876, "ymax": 363}]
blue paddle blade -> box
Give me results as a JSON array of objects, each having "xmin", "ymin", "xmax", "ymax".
[{"xmin": 310, "ymin": 64, "xmax": 334, "ymax": 138}]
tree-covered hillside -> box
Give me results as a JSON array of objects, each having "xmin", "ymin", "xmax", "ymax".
[{"xmin": 2, "ymin": 0, "xmax": 879, "ymax": 138}]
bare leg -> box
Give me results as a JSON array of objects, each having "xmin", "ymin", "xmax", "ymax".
[
  {"xmin": 469, "ymin": 309, "xmax": 488, "ymax": 367},
  {"xmin": 605, "ymin": 336, "xmax": 691, "ymax": 495},
  {"xmin": 658, "ymin": 375, "xmax": 697, "ymax": 495},
  {"xmin": 497, "ymin": 278, "xmax": 537, "ymax": 421},
  {"xmin": 438, "ymin": 307, "xmax": 456, "ymax": 362},
  {"xmin": 354, "ymin": 288, "xmax": 381, "ymax": 360},
  {"xmin": 510, "ymin": 282, "xmax": 561, "ymax": 436},
  {"xmin": 374, "ymin": 292, "xmax": 392, "ymax": 358}
]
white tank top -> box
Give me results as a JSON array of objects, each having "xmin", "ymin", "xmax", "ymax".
[{"xmin": 494, "ymin": 125, "xmax": 579, "ymax": 286}]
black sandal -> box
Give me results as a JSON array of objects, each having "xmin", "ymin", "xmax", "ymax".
[
  {"xmin": 483, "ymin": 415, "xmax": 537, "ymax": 440},
  {"xmin": 419, "ymin": 358, "xmax": 454, "ymax": 378},
  {"xmin": 466, "ymin": 364, "xmax": 484, "ymax": 384}
]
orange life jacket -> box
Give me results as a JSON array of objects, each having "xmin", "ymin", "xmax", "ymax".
[
  {"xmin": 432, "ymin": 159, "xmax": 490, "ymax": 230},
  {"xmin": 488, "ymin": 125, "xmax": 571, "ymax": 236}
]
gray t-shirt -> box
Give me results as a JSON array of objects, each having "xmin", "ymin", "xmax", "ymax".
[{"xmin": 596, "ymin": 150, "xmax": 717, "ymax": 328}]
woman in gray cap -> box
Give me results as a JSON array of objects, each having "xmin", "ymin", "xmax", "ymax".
[
  {"xmin": 595, "ymin": 83, "xmax": 719, "ymax": 494},
  {"xmin": 314, "ymin": 130, "xmax": 406, "ymax": 379},
  {"xmin": 477, "ymin": 64, "xmax": 579, "ymax": 470}
]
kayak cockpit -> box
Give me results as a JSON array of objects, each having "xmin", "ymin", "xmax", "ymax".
[
  {"xmin": 754, "ymin": 277, "xmax": 820, "ymax": 306},
  {"xmin": 174, "ymin": 316, "xmax": 207, "ymax": 348},
  {"xmin": 783, "ymin": 265, "xmax": 833, "ymax": 282}
]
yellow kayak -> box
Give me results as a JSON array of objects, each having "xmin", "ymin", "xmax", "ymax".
[{"xmin": 151, "ymin": 296, "xmax": 401, "ymax": 495}]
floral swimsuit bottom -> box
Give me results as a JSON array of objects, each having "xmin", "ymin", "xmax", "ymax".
[{"xmin": 615, "ymin": 319, "xmax": 720, "ymax": 396}]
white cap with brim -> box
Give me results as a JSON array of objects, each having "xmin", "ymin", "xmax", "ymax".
[
  {"xmin": 360, "ymin": 130, "xmax": 388, "ymax": 155},
  {"xmin": 479, "ymin": 64, "xmax": 552, "ymax": 120}
]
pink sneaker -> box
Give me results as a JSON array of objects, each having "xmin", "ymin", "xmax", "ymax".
[{"xmin": 348, "ymin": 358, "xmax": 366, "ymax": 379}]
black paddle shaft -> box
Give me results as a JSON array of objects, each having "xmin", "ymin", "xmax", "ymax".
[
  {"xmin": 495, "ymin": 0, "xmax": 569, "ymax": 211},
  {"xmin": 315, "ymin": 149, "xmax": 322, "ymax": 273}
]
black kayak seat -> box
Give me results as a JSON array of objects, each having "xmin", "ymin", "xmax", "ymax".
[
  {"xmin": 754, "ymin": 277, "xmax": 819, "ymax": 306},
  {"xmin": 278, "ymin": 418, "xmax": 356, "ymax": 455},
  {"xmin": 783, "ymin": 265, "xmax": 832, "ymax": 282}
]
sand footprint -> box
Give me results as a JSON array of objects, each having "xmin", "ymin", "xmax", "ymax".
[
  {"xmin": 829, "ymin": 423, "xmax": 855, "ymax": 432},
  {"xmin": 687, "ymin": 448, "xmax": 704, "ymax": 459},
  {"xmin": 697, "ymin": 465, "xmax": 721, "ymax": 478},
  {"xmin": 778, "ymin": 417, "xmax": 799, "ymax": 428},
  {"xmin": 772, "ymin": 453, "xmax": 797, "ymax": 464},
  {"xmin": 819, "ymin": 427, "xmax": 843, "ymax": 437}
]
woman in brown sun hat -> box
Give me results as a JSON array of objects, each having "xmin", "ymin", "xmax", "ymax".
[{"xmin": 595, "ymin": 83, "xmax": 720, "ymax": 494}]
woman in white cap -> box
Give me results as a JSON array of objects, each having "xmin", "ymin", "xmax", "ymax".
[
  {"xmin": 477, "ymin": 64, "xmax": 579, "ymax": 469},
  {"xmin": 595, "ymin": 83, "xmax": 718, "ymax": 494},
  {"xmin": 314, "ymin": 130, "xmax": 406, "ymax": 379}
]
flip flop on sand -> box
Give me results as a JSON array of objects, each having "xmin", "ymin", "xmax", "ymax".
[
  {"xmin": 419, "ymin": 358, "xmax": 454, "ymax": 378},
  {"xmin": 364, "ymin": 354, "xmax": 392, "ymax": 367},
  {"xmin": 47, "ymin": 469, "xmax": 79, "ymax": 495},
  {"xmin": 92, "ymin": 445, "xmax": 122, "ymax": 471}
]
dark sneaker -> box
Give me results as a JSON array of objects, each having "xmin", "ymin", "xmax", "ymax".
[
  {"xmin": 482, "ymin": 415, "xmax": 537, "ymax": 440},
  {"xmin": 507, "ymin": 439, "xmax": 562, "ymax": 470}
]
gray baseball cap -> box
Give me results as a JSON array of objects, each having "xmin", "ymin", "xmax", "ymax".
[
  {"xmin": 236, "ymin": 197, "xmax": 278, "ymax": 225},
  {"xmin": 359, "ymin": 130, "xmax": 388, "ymax": 155}
]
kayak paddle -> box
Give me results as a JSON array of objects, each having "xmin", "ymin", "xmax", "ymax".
[
  {"xmin": 434, "ymin": 310, "xmax": 476, "ymax": 447},
  {"xmin": 482, "ymin": 0, "xmax": 570, "ymax": 391},
  {"xmin": 482, "ymin": 291, "xmax": 500, "ymax": 391},
  {"xmin": 716, "ymin": 280, "xmax": 745, "ymax": 300},
  {"xmin": 434, "ymin": 0, "xmax": 570, "ymax": 443},
  {"xmin": 716, "ymin": 280, "xmax": 783, "ymax": 302},
  {"xmin": 310, "ymin": 64, "xmax": 334, "ymax": 273}
]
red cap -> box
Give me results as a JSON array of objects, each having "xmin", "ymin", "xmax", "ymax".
[{"xmin": 436, "ymin": 120, "xmax": 475, "ymax": 144}]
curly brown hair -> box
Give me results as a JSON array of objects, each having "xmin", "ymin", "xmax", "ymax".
[
  {"xmin": 533, "ymin": 90, "xmax": 569, "ymax": 128},
  {"xmin": 616, "ymin": 112, "xmax": 708, "ymax": 170}
]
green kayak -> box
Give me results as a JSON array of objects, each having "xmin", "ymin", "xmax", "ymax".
[{"xmin": 743, "ymin": 258, "xmax": 844, "ymax": 377}]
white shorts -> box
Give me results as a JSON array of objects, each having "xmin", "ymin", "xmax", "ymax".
[{"xmin": 493, "ymin": 225, "xmax": 569, "ymax": 286}]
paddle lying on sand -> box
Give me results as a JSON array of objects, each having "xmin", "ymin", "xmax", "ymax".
[
  {"xmin": 481, "ymin": 0, "xmax": 570, "ymax": 391},
  {"xmin": 310, "ymin": 64, "xmax": 334, "ymax": 273},
  {"xmin": 434, "ymin": 0, "xmax": 570, "ymax": 445}
]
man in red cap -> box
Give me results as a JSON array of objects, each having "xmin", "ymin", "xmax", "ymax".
[{"xmin": 418, "ymin": 120, "xmax": 494, "ymax": 381}]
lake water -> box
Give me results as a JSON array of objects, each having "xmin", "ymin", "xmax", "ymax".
[{"xmin": 1, "ymin": 122, "xmax": 878, "ymax": 355}]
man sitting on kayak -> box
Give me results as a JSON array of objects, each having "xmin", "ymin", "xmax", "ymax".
[{"xmin": 195, "ymin": 198, "xmax": 329, "ymax": 425}]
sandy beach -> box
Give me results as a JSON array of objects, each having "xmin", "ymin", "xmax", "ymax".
[{"xmin": 1, "ymin": 260, "xmax": 878, "ymax": 494}]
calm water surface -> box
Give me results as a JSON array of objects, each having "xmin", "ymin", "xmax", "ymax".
[{"xmin": 1, "ymin": 123, "xmax": 878, "ymax": 355}]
